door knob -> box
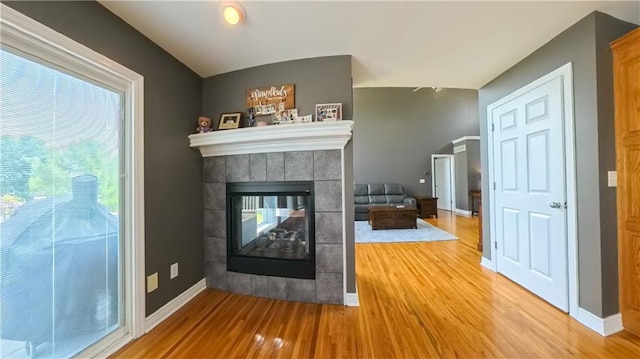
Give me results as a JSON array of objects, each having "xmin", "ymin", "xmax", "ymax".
[{"xmin": 549, "ymin": 201, "xmax": 562, "ymax": 209}]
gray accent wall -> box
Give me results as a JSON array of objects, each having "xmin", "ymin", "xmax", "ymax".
[
  {"xmin": 202, "ymin": 56, "xmax": 353, "ymax": 126},
  {"xmin": 452, "ymin": 139, "xmax": 480, "ymax": 211},
  {"xmin": 454, "ymin": 151, "xmax": 469, "ymax": 210},
  {"xmin": 478, "ymin": 11, "xmax": 637, "ymax": 317},
  {"xmin": 353, "ymin": 88, "xmax": 479, "ymax": 198},
  {"xmin": 4, "ymin": 1, "xmax": 205, "ymax": 315}
]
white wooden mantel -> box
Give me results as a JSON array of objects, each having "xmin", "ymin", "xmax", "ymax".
[{"xmin": 189, "ymin": 120, "xmax": 354, "ymax": 157}]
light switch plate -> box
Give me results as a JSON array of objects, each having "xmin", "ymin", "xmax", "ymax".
[
  {"xmin": 147, "ymin": 272, "xmax": 158, "ymax": 293},
  {"xmin": 170, "ymin": 263, "xmax": 179, "ymax": 279},
  {"xmin": 608, "ymin": 171, "xmax": 617, "ymax": 187},
  {"xmin": 419, "ymin": 178, "xmax": 426, "ymax": 184}
]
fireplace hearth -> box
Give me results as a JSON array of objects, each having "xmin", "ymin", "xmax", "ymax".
[{"xmin": 227, "ymin": 181, "xmax": 315, "ymax": 279}]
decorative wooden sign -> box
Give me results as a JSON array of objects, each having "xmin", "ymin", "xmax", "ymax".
[{"xmin": 246, "ymin": 84, "xmax": 295, "ymax": 115}]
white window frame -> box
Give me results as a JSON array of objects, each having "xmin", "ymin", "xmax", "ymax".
[{"xmin": 0, "ymin": 4, "xmax": 145, "ymax": 357}]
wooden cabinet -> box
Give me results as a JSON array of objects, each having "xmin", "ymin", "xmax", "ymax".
[
  {"xmin": 368, "ymin": 207, "xmax": 417, "ymax": 230},
  {"xmin": 612, "ymin": 27, "xmax": 640, "ymax": 337},
  {"xmin": 415, "ymin": 197, "xmax": 438, "ymax": 218}
]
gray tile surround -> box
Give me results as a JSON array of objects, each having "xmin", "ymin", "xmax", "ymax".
[
  {"xmin": 314, "ymin": 150, "xmax": 341, "ymax": 180},
  {"xmin": 204, "ymin": 150, "xmax": 345, "ymax": 304},
  {"xmin": 316, "ymin": 273, "xmax": 343, "ymax": 304},
  {"xmin": 315, "ymin": 180, "xmax": 342, "ymax": 212},
  {"xmin": 317, "ymin": 244, "xmax": 343, "ymax": 273},
  {"xmin": 316, "ymin": 212, "xmax": 343, "ymax": 244},
  {"xmin": 227, "ymin": 271, "xmax": 252, "ymax": 295},
  {"xmin": 204, "ymin": 183, "xmax": 225, "ymax": 210},
  {"xmin": 250, "ymin": 154, "xmax": 267, "ymax": 181},
  {"xmin": 226, "ymin": 154, "xmax": 250, "ymax": 182},
  {"xmin": 266, "ymin": 152, "xmax": 285, "ymax": 181},
  {"xmin": 284, "ymin": 151, "xmax": 313, "ymax": 181}
]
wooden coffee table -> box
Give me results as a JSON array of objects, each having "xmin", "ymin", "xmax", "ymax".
[{"xmin": 368, "ymin": 206, "xmax": 417, "ymax": 230}]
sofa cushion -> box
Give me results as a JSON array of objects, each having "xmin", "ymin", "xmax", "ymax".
[
  {"xmin": 354, "ymin": 195, "xmax": 370, "ymax": 204},
  {"xmin": 384, "ymin": 184, "xmax": 405, "ymax": 196},
  {"xmin": 355, "ymin": 204, "xmax": 370, "ymax": 213},
  {"xmin": 354, "ymin": 184, "xmax": 369, "ymax": 196},
  {"xmin": 367, "ymin": 184, "xmax": 385, "ymax": 195},
  {"xmin": 386, "ymin": 194, "xmax": 405, "ymax": 203},
  {"xmin": 369, "ymin": 195, "xmax": 387, "ymax": 203}
]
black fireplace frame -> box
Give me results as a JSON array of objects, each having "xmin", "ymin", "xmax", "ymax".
[{"xmin": 226, "ymin": 181, "xmax": 315, "ymax": 279}]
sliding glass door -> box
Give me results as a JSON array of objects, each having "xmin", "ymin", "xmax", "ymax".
[{"xmin": 0, "ymin": 46, "xmax": 123, "ymax": 358}]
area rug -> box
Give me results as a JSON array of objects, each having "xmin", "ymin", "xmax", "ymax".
[{"xmin": 354, "ymin": 219, "xmax": 457, "ymax": 243}]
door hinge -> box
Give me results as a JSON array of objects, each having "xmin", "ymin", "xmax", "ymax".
[
  {"xmin": 494, "ymin": 241, "xmax": 497, "ymax": 249},
  {"xmin": 493, "ymin": 182, "xmax": 496, "ymax": 190},
  {"xmin": 492, "ymin": 123, "xmax": 495, "ymax": 132}
]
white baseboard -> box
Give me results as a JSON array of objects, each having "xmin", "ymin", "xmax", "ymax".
[
  {"xmin": 345, "ymin": 291, "xmax": 360, "ymax": 307},
  {"xmin": 576, "ymin": 308, "xmax": 623, "ymax": 336},
  {"xmin": 480, "ymin": 257, "xmax": 494, "ymax": 271},
  {"xmin": 145, "ymin": 278, "xmax": 207, "ymax": 333},
  {"xmin": 454, "ymin": 208, "xmax": 472, "ymax": 217},
  {"xmin": 603, "ymin": 313, "xmax": 624, "ymax": 335}
]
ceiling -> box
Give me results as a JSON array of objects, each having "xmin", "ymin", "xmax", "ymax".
[{"xmin": 99, "ymin": 1, "xmax": 640, "ymax": 89}]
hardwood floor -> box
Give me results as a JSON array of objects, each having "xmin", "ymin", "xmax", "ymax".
[{"xmin": 112, "ymin": 211, "xmax": 640, "ymax": 358}]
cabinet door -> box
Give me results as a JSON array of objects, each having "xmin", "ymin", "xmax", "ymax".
[{"xmin": 612, "ymin": 27, "xmax": 640, "ymax": 337}]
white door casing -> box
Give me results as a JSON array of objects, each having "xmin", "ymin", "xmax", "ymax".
[
  {"xmin": 490, "ymin": 73, "xmax": 571, "ymax": 312},
  {"xmin": 431, "ymin": 154, "xmax": 455, "ymax": 211}
]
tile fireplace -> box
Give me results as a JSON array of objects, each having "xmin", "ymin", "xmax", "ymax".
[{"xmin": 190, "ymin": 121, "xmax": 356, "ymax": 305}]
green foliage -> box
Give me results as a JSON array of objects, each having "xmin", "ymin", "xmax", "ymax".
[
  {"xmin": 29, "ymin": 140, "xmax": 119, "ymax": 211},
  {"xmin": 0, "ymin": 135, "xmax": 45, "ymax": 200}
]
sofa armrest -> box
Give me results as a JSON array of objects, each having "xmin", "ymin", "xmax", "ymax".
[{"xmin": 403, "ymin": 197, "xmax": 416, "ymax": 208}]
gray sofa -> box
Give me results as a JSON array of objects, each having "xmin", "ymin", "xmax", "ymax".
[{"xmin": 354, "ymin": 184, "xmax": 417, "ymax": 221}]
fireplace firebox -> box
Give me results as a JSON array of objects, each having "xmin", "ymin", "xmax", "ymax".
[{"xmin": 226, "ymin": 181, "xmax": 315, "ymax": 279}]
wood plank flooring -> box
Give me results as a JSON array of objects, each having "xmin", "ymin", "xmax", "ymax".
[{"xmin": 112, "ymin": 211, "xmax": 640, "ymax": 358}]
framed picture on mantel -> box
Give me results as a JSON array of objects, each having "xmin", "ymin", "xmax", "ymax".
[
  {"xmin": 315, "ymin": 103, "xmax": 342, "ymax": 121},
  {"xmin": 218, "ymin": 112, "xmax": 242, "ymax": 130}
]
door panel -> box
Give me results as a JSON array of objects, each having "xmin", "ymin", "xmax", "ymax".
[
  {"xmin": 492, "ymin": 75, "xmax": 568, "ymax": 312},
  {"xmin": 500, "ymin": 140, "xmax": 518, "ymax": 190}
]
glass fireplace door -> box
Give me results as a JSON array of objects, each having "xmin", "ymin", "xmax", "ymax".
[{"xmin": 227, "ymin": 182, "xmax": 315, "ymax": 279}]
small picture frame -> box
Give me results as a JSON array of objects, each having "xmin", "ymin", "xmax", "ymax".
[
  {"xmin": 218, "ymin": 112, "xmax": 242, "ymax": 130},
  {"xmin": 315, "ymin": 103, "xmax": 342, "ymax": 122},
  {"xmin": 287, "ymin": 108, "xmax": 298, "ymax": 120}
]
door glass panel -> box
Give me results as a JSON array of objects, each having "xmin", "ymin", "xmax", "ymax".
[{"xmin": 0, "ymin": 47, "xmax": 122, "ymax": 358}]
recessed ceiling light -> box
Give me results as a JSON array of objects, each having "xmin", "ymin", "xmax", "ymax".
[{"xmin": 221, "ymin": 2, "xmax": 244, "ymax": 25}]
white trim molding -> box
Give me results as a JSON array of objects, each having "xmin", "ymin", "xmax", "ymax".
[
  {"xmin": 486, "ymin": 63, "xmax": 578, "ymax": 317},
  {"xmin": 452, "ymin": 136, "xmax": 480, "ymax": 144},
  {"xmin": 480, "ymin": 257, "xmax": 493, "ymax": 270},
  {"xmin": 576, "ymin": 309, "xmax": 623, "ymax": 336},
  {"xmin": 145, "ymin": 279, "xmax": 207, "ymax": 333},
  {"xmin": 189, "ymin": 121, "xmax": 354, "ymax": 157},
  {"xmin": 345, "ymin": 291, "xmax": 360, "ymax": 307},
  {"xmin": 454, "ymin": 208, "xmax": 472, "ymax": 217}
]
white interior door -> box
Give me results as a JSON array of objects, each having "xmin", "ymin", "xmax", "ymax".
[
  {"xmin": 491, "ymin": 76, "xmax": 568, "ymax": 311},
  {"xmin": 434, "ymin": 157, "xmax": 452, "ymax": 211}
]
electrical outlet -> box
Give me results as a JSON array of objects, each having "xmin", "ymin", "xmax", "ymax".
[
  {"xmin": 608, "ymin": 171, "xmax": 617, "ymax": 187},
  {"xmin": 419, "ymin": 178, "xmax": 426, "ymax": 184},
  {"xmin": 147, "ymin": 272, "xmax": 158, "ymax": 293},
  {"xmin": 170, "ymin": 263, "xmax": 179, "ymax": 279}
]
